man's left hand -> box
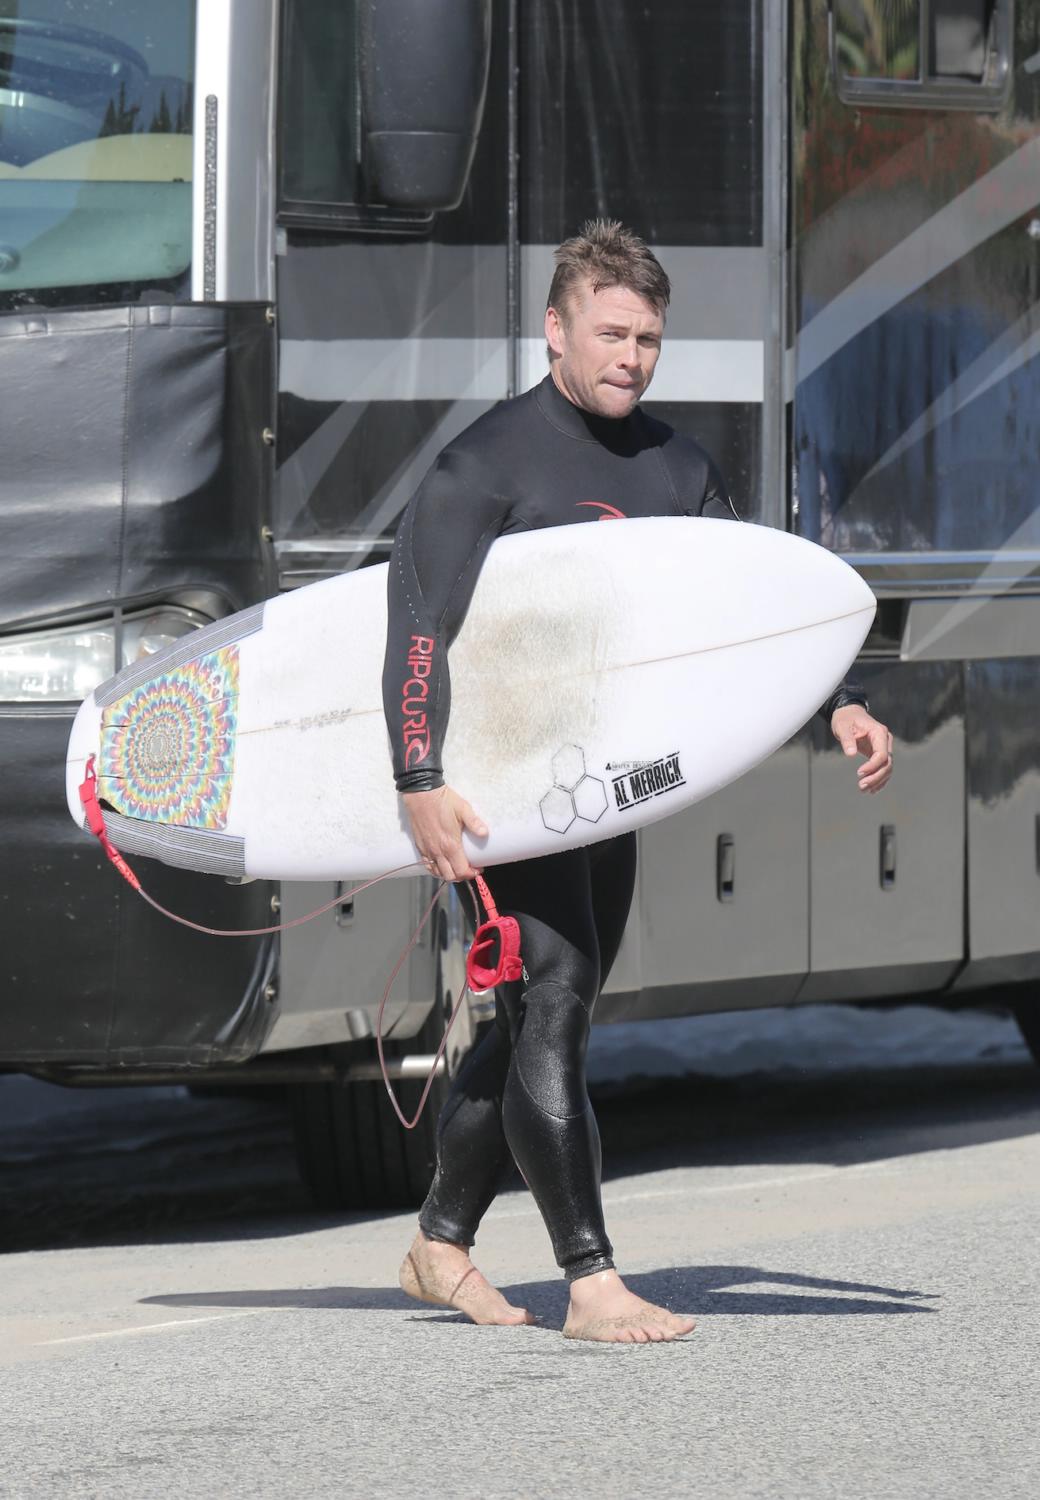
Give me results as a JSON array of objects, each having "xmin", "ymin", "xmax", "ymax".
[{"xmin": 831, "ymin": 704, "xmax": 893, "ymax": 793}]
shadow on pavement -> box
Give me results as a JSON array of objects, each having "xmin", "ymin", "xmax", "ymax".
[
  {"xmin": 140, "ymin": 1264, "xmax": 938, "ymax": 1326},
  {"xmin": 595, "ymin": 1060, "xmax": 1040, "ymax": 1184},
  {"xmin": 1, "ymin": 1055, "xmax": 1036, "ymax": 1255}
]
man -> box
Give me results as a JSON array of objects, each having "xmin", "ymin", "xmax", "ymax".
[{"xmin": 381, "ymin": 221, "xmax": 893, "ymax": 1344}]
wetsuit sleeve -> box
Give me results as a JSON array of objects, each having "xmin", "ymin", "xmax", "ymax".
[
  {"xmin": 697, "ymin": 456, "xmax": 742, "ymax": 521},
  {"xmin": 382, "ymin": 447, "xmax": 512, "ymax": 794},
  {"xmin": 690, "ymin": 460, "xmax": 869, "ymax": 723}
]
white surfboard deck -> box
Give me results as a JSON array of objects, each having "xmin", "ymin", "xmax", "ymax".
[{"xmin": 66, "ymin": 518, "xmax": 875, "ymax": 881}]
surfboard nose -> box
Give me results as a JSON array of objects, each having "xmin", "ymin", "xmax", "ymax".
[
  {"xmin": 795, "ymin": 542, "xmax": 877, "ymax": 678},
  {"xmin": 65, "ymin": 693, "xmax": 103, "ymax": 830},
  {"xmin": 832, "ymin": 551, "xmax": 878, "ymax": 619}
]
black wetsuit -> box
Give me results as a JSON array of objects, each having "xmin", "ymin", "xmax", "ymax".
[{"xmin": 383, "ymin": 373, "xmax": 866, "ymax": 1280}]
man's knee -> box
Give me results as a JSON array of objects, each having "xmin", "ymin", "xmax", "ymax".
[{"xmin": 511, "ymin": 982, "xmax": 591, "ymax": 1120}]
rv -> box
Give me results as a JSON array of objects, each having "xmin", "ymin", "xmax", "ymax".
[{"xmin": 2, "ymin": 0, "xmax": 1038, "ymax": 1207}]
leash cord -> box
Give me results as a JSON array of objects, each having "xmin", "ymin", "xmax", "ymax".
[{"xmin": 77, "ymin": 756, "xmax": 521, "ymax": 1130}]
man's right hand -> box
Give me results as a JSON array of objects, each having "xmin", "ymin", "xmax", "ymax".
[{"xmin": 402, "ymin": 786, "xmax": 488, "ymax": 882}]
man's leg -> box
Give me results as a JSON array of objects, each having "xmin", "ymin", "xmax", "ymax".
[
  {"xmin": 589, "ymin": 831, "xmax": 638, "ymax": 985},
  {"xmin": 404, "ymin": 838, "xmax": 693, "ymax": 1339},
  {"xmin": 559, "ymin": 835, "xmax": 695, "ymax": 1340},
  {"xmin": 401, "ymin": 848, "xmax": 600, "ymax": 1323},
  {"xmin": 401, "ymin": 990, "xmax": 534, "ymax": 1324},
  {"xmin": 495, "ymin": 840, "xmax": 694, "ymax": 1341},
  {"xmin": 420, "ymin": 1012, "xmax": 516, "ymax": 1246}
]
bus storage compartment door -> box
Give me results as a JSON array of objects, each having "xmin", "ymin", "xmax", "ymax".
[
  {"xmin": 954, "ymin": 660, "xmax": 1040, "ymax": 990},
  {"xmin": 600, "ymin": 734, "xmax": 811, "ymax": 1022},
  {"xmin": 267, "ymin": 877, "xmax": 438, "ymax": 1054},
  {"xmin": 800, "ymin": 662, "xmax": 965, "ymax": 1004}
]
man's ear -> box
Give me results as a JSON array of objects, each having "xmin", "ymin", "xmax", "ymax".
[{"xmin": 545, "ymin": 303, "xmax": 566, "ymax": 358}]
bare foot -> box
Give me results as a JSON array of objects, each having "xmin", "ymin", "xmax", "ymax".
[
  {"xmin": 399, "ymin": 1232, "xmax": 535, "ymax": 1327},
  {"xmin": 563, "ymin": 1270, "xmax": 695, "ymax": 1343}
]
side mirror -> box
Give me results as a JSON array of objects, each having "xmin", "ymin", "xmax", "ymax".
[{"xmin": 358, "ymin": 0, "xmax": 491, "ymax": 212}]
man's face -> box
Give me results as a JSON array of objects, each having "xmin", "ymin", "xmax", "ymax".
[{"xmin": 545, "ymin": 279, "xmax": 664, "ymax": 419}]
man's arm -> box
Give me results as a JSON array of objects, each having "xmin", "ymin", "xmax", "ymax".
[
  {"xmin": 699, "ymin": 457, "xmax": 742, "ymax": 522},
  {"xmin": 382, "ymin": 446, "xmax": 511, "ymax": 876}
]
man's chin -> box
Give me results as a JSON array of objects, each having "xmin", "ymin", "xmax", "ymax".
[{"xmin": 595, "ymin": 384, "xmax": 641, "ymax": 418}]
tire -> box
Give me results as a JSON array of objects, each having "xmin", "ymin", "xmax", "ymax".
[
  {"xmin": 1011, "ymin": 996, "xmax": 1040, "ymax": 1068},
  {"xmin": 289, "ymin": 890, "xmax": 472, "ymax": 1211},
  {"xmin": 186, "ymin": 1083, "xmax": 286, "ymax": 1102}
]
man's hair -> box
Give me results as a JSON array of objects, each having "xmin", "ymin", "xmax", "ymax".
[{"xmin": 547, "ymin": 219, "xmax": 671, "ymax": 321}]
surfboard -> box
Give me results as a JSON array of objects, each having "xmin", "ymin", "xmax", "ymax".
[{"xmin": 65, "ymin": 518, "xmax": 876, "ymax": 881}]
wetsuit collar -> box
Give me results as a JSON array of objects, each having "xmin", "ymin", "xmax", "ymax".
[{"xmin": 534, "ymin": 373, "xmax": 641, "ymax": 446}]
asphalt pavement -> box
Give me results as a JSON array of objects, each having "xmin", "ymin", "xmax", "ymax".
[{"xmin": 1, "ymin": 1005, "xmax": 1038, "ymax": 1500}]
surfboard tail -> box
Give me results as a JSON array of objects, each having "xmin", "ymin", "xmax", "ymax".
[{"xmin": 65, "ymin": 693, "xmax": 103, "ymax": 832}]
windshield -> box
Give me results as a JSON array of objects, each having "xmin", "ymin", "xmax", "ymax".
[{"xmin": 0, "ymin": 0, "xmax": 194, "ymax": 309}]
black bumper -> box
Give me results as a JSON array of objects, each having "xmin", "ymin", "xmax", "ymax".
[{"xmin": 0, "ymin": 708, "xmax": 277, "ymax": 1068}]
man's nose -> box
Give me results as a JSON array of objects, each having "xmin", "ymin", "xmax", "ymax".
[{"xmin": 617, "ymin": 340, "xmax": 640, "ymax": 368}]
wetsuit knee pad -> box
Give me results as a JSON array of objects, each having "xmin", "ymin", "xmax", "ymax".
[{"xmin": 512, "ymin": 982, "xmax": 591, "ymax": 1120}]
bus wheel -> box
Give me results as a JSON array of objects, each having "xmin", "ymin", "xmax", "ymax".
[
  {"xmin": 1011, "ymin": 995, "xmax": 1040, "ymax": 1069},
  {"xmin": 289, "ymin": 893, "xmax": 475, "ymax": 1211}
]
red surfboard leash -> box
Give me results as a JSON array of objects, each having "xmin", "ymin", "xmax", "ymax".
[
  {"xmin": 375, "ymin": 872, "xmax": 524, "ymax": 1130},
  {"xmin": 78, "ymin": 755, "xmax": 523, "ymax": 1125}
]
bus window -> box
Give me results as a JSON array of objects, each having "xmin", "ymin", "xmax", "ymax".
[
  {"xmin": 835, "ymin": 0, "xmax": 921, "ymax": 81},
  {"xmin": 832, "ymin": 0, "xmax": 1009, "ymax": 107},
  {"xmin": 930, "ymin": 0, "xmax": 991, "ymax": 80},
  {"xmin": 0, "ymin": 0, "xmax": 194, "ymax": 309},
  {"xmin": 278, "ymin": 0, "xmax": 363, "ymax": 214}
]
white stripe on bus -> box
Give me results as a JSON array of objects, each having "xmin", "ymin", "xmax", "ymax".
[{"xmin": 279, "ymin": 337, "xmax": 764, "ymax": 404}]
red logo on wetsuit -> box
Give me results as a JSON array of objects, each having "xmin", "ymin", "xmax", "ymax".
[
  {"xmin": 401, "ymin": 634, "xmax": 434, "ymax": 768},
  {"xmin": 576, "ymin": 501, "xmax": 627, "ymax": 520}
]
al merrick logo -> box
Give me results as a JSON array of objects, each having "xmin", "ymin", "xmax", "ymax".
[{"xmin": 611, "ymin": 752, "xmax": 686, "ymax": 811}]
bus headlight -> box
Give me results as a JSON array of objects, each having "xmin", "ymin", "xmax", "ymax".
[{"xmin": 0, "ymin": 606, "xmax": 212, "ymax": 703}]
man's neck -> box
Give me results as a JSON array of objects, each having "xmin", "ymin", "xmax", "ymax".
[
  {"xmin": 548, "ymin": 364, "xmax": 635, "ymax": 424},
  {"xmin": 536, "ymin": 372, "xmax": 644, "ymax": 456},
  {"xmin": 549, "ymin": 363, "xmax": 580, "ymax": 409}
]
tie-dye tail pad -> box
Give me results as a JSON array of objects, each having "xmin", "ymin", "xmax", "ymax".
[{"xmin": 98, "ymin": 646, "xmax": 239, "ymax": 831}]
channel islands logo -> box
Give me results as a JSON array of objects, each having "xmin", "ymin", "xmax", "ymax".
[
  {"xmin": 609, "ymin": 752, "xmax": 686, "ymax": 810},
  {"xmin": 539, "ymin": 745, "xmax": 608, "ymax": 835}
]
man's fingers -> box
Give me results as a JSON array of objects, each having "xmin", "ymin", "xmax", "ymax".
[
  {"xmin": 858, "ymin": 754, "xmax": 893, "ymax": 791},
  {"xmin": 403, "ymin": 785, "xmax": 486, "ymax": 879},
  {"xmin": 859, "ymin": 770, "xmax": 892, "ymax": 793},
  {"xmin": 857, "ymin": 747, "xmax": 891, "ymax": 775},
  {"xmin": 459, "ymin": 798, "xmax": 489, "ymax": 839},
  {"xmin": 424, "ymin": 838, "xmax": 479, "ymax": 883},
  {"xmin": 426, "ymin": 849, "xmax": 469, "ymax": 883},
  {"xmin": 856, "ymin": 728, "xmax": 892, "ymax": 777},
  {"xmin": 442, "ymin": 843, "xmax": 476, "ymax": 882}
]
